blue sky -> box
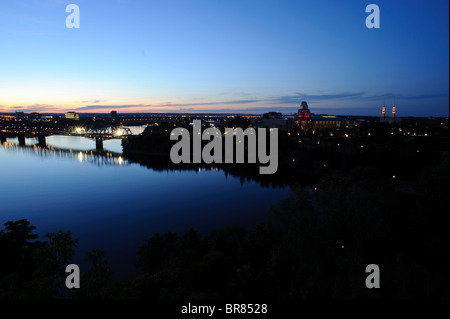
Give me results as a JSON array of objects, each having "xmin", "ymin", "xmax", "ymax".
[{"xmin": 0, "ymin": 0, "xmax": 448, "ymax": 116}]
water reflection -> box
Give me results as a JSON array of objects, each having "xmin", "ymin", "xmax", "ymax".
[
  {"xmin": 0, "ymin": 131, "xmax": 291, "ymax": 280},
  {"xmin": 1, "ymin": 141, "xmax": 128, "ymax": 167},
  {"xmin": 1, "ymin": 133, "xmax": 317, "ymax": 188}
]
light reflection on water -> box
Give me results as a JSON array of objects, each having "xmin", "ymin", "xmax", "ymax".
[
  {"xmin": 1, "ymin": 136, "xmax": 127, "ymax": 166},
  {"xmin": 0, "ymin": 130, "xmax": 290, "ymax": 280}
]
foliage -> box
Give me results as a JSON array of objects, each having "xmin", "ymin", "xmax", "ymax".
[
  {"xmin": 1, "ymin": 152, "xmax": 448, "ymax": 299},
  {"xmin": 0, "ymin": 222, "xmax": 78, "ymax": 298}
]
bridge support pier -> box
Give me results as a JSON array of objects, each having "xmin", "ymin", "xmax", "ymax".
[
  {"xmin": 38, "ymin": 134, "xmax": 46, "ymax": 148},
  {"xmin": 18, "ymin": 133, "xmax": 26, "ymax": 146},
  {"xmin": 0, "ymin": 134, "xmax": 6, "ymax": 144},
  {"xmin": 96, "ymin": 138, "xmax": 104, "ymax": 152}
]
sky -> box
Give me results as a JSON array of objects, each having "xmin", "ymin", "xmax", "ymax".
[{"xmin": 0, "ymin": 0, "xmax": 448, "ymax": 116}]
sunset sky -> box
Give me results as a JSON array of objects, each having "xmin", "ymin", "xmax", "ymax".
[{"xmin": 0, "ymin": 0, "xmax": 448, "ymax": 116}]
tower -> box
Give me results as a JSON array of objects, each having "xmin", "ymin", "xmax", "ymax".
[
  {"xmin": 381, "ymin": 104, "xmax": 386, "ymax": 122},
  {"xmin": 391, "ymin": 105, "xmax": 396, "ymax": 123},
  {"xmin": 111, "ymin": 110, "xmax": 117, "ymax": 122},
  {"xmin": 298, "ymin": 101, "xmax": 311, "ymax": 119},
  {"xmin": 297, "ymin": 101, "xmax": 312, "ymax": 130}
]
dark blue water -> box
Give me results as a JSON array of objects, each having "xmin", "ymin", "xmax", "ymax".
[{"xmin": 0, "ymin": 135, "xmax": 290, "ymax": 279}]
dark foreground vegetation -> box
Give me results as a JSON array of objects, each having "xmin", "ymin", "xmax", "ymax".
[{"xmin": 1, "ymin": 151, "xmax": 448, "ymax": 299}]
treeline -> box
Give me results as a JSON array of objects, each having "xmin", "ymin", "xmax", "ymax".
[{"xmin": 123, "ymin": 122, "xmax": 448, "ymax": 186}]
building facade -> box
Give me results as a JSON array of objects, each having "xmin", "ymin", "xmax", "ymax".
[
  {"xmin": 296, "ymin": 101, "xmax": 342, "ymax": 130},
  {"xmin": 65, "ymin": 112, "xmax": 80, "ymax": 121}
]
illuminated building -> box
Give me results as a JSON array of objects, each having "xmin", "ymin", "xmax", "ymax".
[
  {"xmin": 312, "ymin": 115, "xmax": 343, "ymax": 129},
  {"xmin": 297, "ymin": 101, "xmax": 312, "ymax": 130},
  {"xmin": 380, "ymin": 105, "xmax": 398, "ymax": 124},
  {"xmin": 381, "ymin": 104, "xmax": 386, "ymax": 122},
  {"xmin": 65, "ymin": 112, "xmax": 80, "ymax": 121},
  {"xmin": 296, "ymin": 101, "xmax": 342, "ymax": 130}
]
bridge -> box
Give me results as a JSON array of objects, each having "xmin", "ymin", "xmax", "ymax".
[
  {"xmin": 0, "ymin": 125, "xmax": 133, "ymax": 152},
  {"xmin": 69, "ymin": 126, "xmax": 133, "ymax": 139}
]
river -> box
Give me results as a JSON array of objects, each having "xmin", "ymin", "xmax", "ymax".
[{"xmin": 0, "ymin": 128, "xmax": 291, "ymax": 280}]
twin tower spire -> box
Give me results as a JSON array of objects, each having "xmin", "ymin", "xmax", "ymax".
[{"xmin": 381, "ymin": 104, "xmax": 396, "ymax": 123}]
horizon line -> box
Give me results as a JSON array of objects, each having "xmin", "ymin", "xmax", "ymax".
[{"xmin": 1, "ymin": 111, "xmax": 448, "ymax": 119}]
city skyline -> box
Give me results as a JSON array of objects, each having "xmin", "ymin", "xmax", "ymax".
[{"xmin": 0, "ymin": 0, "xmax": 448, "ymax": 116}]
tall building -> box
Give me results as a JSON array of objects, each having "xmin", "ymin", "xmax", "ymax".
[
  {"xmin": 297, "ymin": 101, "xmax": 312, "ymax": 130},
  {"xmin": 111, "ymin": 110, "xmax": 117, "ymax": 122},
  {"xmin": 296, "ymin": 101, "xmax": 342, "ymax": 130},
  {"xmin": 298, "ymin": 101, "xmax": 312, "ymax": 119}
]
